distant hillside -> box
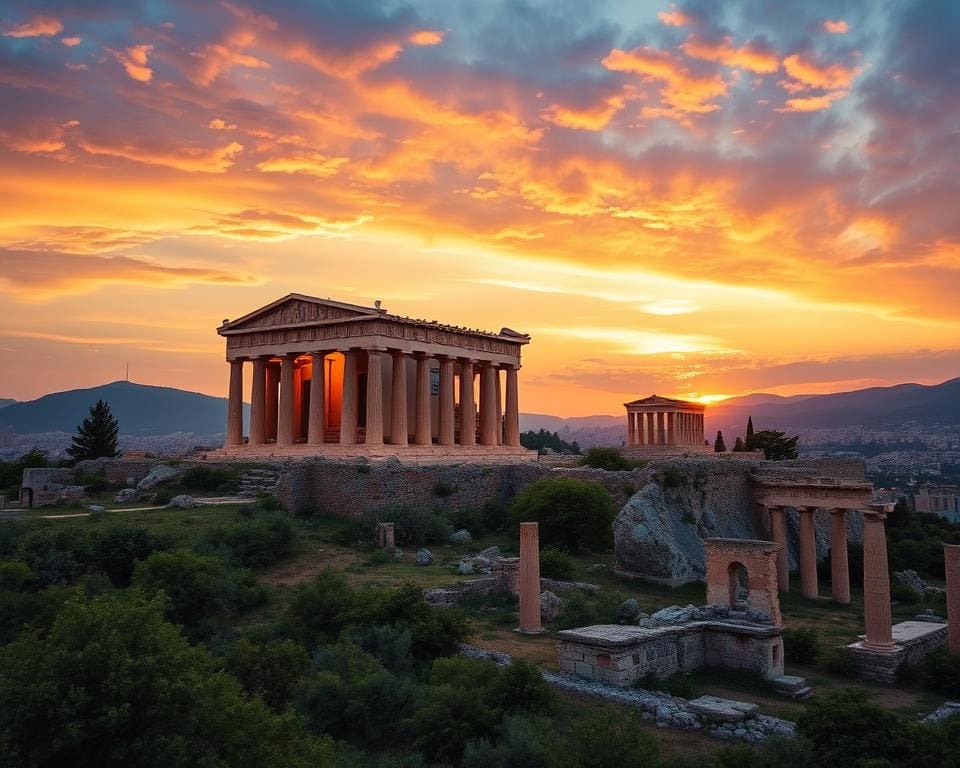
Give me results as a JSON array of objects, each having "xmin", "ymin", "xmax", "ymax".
[
  {"xmin": 707, "ymin": 377, "xmax": 960, "ymax": 435},
  {"xmin": 0, "ymin": 399, "xmax": 15, "ymax": 410},
  {"xmin": 0, "ymin": 381, "xmax": 247, "ymax": 436}
]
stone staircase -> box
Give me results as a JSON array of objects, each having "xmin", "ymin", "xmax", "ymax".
[
  {"xmin": 771, "ymin": 674, "xmax": 812, "ymax": 701},
  {"xmin": 237, "ymin": 468, "xmax": 281, "ymax": 498}
]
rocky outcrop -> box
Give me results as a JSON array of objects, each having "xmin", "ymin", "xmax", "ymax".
[{"xmin": 614, "ymin": 457, "xmax": 866, "ymax": 584}]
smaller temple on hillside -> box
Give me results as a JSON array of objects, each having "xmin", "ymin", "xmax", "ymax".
[{"xmin": 624, "ymin": 395, "xmax": 709, "ymax": 455}]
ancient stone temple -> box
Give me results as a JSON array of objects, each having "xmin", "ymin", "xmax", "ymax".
[
  {"xmin": 216, "ymin": 294, "xmax": 533, "ymax": 460},
  {"xmin": 624, "ymin": 395, "xmax": 708, "ymax": 455}
]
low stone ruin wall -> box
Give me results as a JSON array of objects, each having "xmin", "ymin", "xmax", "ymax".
[
  {"xmin": 74, "ymin": 458, "xmax": 156, "ymax": 485},
  {"xmin": 558, "ymin": 621, "xmax": 784, "ymax": 686},
  {"xmin": 847, "ymin": 620, "xmax": 949, "ymax": 683}
]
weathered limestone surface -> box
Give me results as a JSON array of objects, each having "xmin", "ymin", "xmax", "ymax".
[
  {"xmin": 847, "ymin": 620, "xmax": 948, "ymax": 683},
  {"xmin": 613, "ymin": 457, "xmax": 867, "ymax": 584}
]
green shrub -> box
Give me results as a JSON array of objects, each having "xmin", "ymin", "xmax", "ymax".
[
  {"xmin": 180, "ymin": 465, "xmax": 240, "ymax": 493},
  {"xmin": 510, "ymin": 478, "xmax": 616, "ymax": 553},
  {"xmin": 224, "ymin": 637, "xmax": 310, "ymax": 711},
  {"xmin": 481, "ymin": 497, "xmax": 509, "ymax": 532},
  {"xmin": 560, "ymin": 706, "xmax": 660, "ymax": 768},
  {"xmin": 821, "ymin": 646, "xmax": 855, "ymax": 677},
  {"xmin": 433, "ymin": 480, "xmax": 456, "ymax": 498},
  {"xmin": 578, "ymin": 447, "xmax": 642, "ymax": 471},
  {"xmin": 90, "ymin": 524, "xmax": 173, "ymax": 587},
  {"xmin": 315, "ymin": 516, "xmax": 373, "ymax": 547},
  {"xmin": 539, "ymin": 548, "xmax": 575, "ymax": 580},
  {"xmin": 445, "ymin": 506, "xmax": 485, "ymax": 536},
  {"xmin": 922, "ymin": 648, "xmax": 960, "ymax": 697},
  {"xmin": 783, "ymin": 626, "xmax": 821, "ymax": 664},
  {"xmin": 373, "ymin": 505, "xmax": 450, "ymax": 547},
  {"xmin": 152, "ymin": 490, "xmax": 174, "ymax": 505},
  {"xmin": 662, "ymin": 466, "xmax": 686, "ymax": 488},
  {"xmin": 255, "ymin": 493, "xmax": 282, "ymax": 512},
  {"xmin": 364, "ymin": 549, "xmax": 394, "ymax": 566},
  {"xmin": 199, "ymin": 513, "xmax": 296, "ymax": 568},
  {"xmin": 890, "ymin": 582, "xmax": 921, "ymax": 605},
  {"xmin": 638, "ymin": 671, "xmax": 697, "ymax": 699},
  {"xmin": 555, "ymin": 590, "xmax": 622, "ymax": 630}
]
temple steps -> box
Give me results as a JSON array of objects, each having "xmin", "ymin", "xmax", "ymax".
[{"xmin": 237, "ymin": 468, "xmax": 281, "ymax": 498}]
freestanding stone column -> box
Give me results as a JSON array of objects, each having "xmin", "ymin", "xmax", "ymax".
[
  {"xmin": 799, "ymin": 507, "xmax": 819, "ymax": 599},
  {"xmin": 265, "ymin": 363, "xmax": 279, "ymax": 442},
  {"xmin": 628, "ymin": 412, "xmax": 635, "ymax": 445},
  {"xmin": 518, "ymin": 521, "xmax": 542, "ymax": 633},
  {"xmin": 458, "ymin": 358, "xmax": 475, "ymax": 446},
  {"xmin": 390, "ymin": 351, "xmax": 408, "ymax": 446},
  {"xmin": 479, "ymin": 361, "xmax": 498, "ymax": 446},
  {"xmin": 830, "ymin": 509, "xmax": 850, "ymax": 604},
  {"xmin": 340, "ymin": 349, "xmax": 358, "ymax": 445},
  {"xmin": 862, "ymin": 510, "xmax": 894, "ymax": 648},
  {"xmin": 365, "ymin": 348, "xmax": 385, "ymax": 445},
  {"xmin": 226, "ymin": 359, "xmax": 244, "ymax": 446},
  {"xmin": 307, "ymin": 352, "xmax": 326, "ymax": 445},
  {"xmin": 504, "ymin": 364, "xmax": 520, "ymax": 447},
  {"xmin": 438, "ymin": 356, "xmax": 455, "ymax": 446},
  {"xmin": 667, "ymin": 412, "xmax": 675, "ymax": 444},
  {"xmin": 277, "ymin": 354, "xmax": 296, "ymax": 446},
  {"xmin": 769, "ymin": 506, "xmax": 789, "ymax": 592},
  {"xmin": 414, "ymin": 352, "xmax": 432, "ymax": 445},
  {"xmin": 249, "ymin": 357, "xmax": 266, "ymax": 445},
  {"xmin": 944, "ymin": 544, "xmax": 960, "ymax": 653},
  {"xmin": 495, "ymin": 368, "xmax": 503, "ymax": 444}
]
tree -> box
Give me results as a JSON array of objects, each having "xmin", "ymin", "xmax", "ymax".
[
  {"xmin": 67, "ymin": 400, "xmax": 119, "ymax": 461},
  {"xmin": 510, "ymin": 477, "xmax": 616, "ymax": 552},
  {"xmin": 732, "ymin": 436, "xmax": 745, "ymax": 452},
  {"xmin": 746, "ymin": 416, "xmax": 755, "ymax": 439},
  {"xmin": 745, "ymin": 429, "xmax": 799, "ymax": 460},
  {"xmin": 579, "ymin": 447, "xmax": 642, "ymax": 471},
  {"xmin": 714, "ymin": 431, "xmax": 726, "ymax": 452},
  {"xmin": 0, "ymin": 592, "xmax": 336, "ymax": 768}
]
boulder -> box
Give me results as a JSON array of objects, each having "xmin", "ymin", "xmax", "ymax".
[
  {"xmin": 114, "ymin": 488, "xmax": 140, "ymax": 503},
  {"xmin": 893, "ymin": 569, "xmax": 926, "ymax": 599},
  {"xmin": 137, "ymin": 464, "xmax": 181, "ymax": 490},
  {"xmin": 617, "ymin": 598, "xmax": 642, "ymax": 624},
  {"xmin": 476, "ymin": 546, "xmax": 502, "ymax": 561},
  {"xmin": 449, "ymin": 529, "xmax": 472, "ymax": 544},
  {"xmin": 457, "ymin": 561, "xmax": 475, "ymax": 575},
  {"xmin": 540, "ymin": 590, "xmax": 561, "ymax": 622},
  {"xmin": 416, "ymin": 548, "xmax": 433, "ymax": 566},
  {"xmin": 167, "ymin": 494, "xmax": 196, "ymax": 509},
  {"xmin": 87, "ymin": 505, "xmax": 106, "ymax": 514},
  {"xmin": 649, "ymin": 605, "xmax": 697, "ymax": 624}
]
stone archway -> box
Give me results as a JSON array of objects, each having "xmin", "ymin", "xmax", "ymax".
[
  {"xmin": 705, "ymin": 538, "xmax": 782, "ymax": 627},
  {"xmin": 727, "ymin": 561, "xmax": 749, "ymax": 610}
]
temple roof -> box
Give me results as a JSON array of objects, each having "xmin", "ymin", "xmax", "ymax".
[
  {"xmin": 624, "ymin": 394, "xmax": 704, "ymax": 409},
  {"xmin": 218, "ymin": 293, "xmax": 530, "ymax": 344}
]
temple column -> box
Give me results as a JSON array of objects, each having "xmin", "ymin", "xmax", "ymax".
[
  {"xmin": 769, "ymin": 506, "xmax": 790, "ymax": 592},
  {"xmin": 307, "ymin": 352, "xmax": 327, "ymax": 445},
  {"xmin": 504, "ymin": 364, "xmax": 520, "ymax": 447},
  {"xmin": 265, "ymin": 363, "xmax": 279, "ymax": 442},
  {"xmin": 657, "ymin": 412, "xmax": 665, "ymax": 444},
  {"xmin": 667, "ymin": 412, "xmax": 675, "ymax": 444},
  {"xmin": 944, "ymin": 544, "xmax": 960, "ymax": 653},
  {"xmin": 340, "ymin": 349, "xmax": 358, "ymax": 445},
  {"xmin": 414, "ymin": 352, "xmax": 432, "ymax": 445},
  {"xmin": 700, "ymin": 414, "xmax": 705, "ymax": 444},
  {"xmin": 277, "ymin": 353, "xmax": 296, "ymax": 446},
  {"xmin": 365, "ymin": 348, "xmax": 385, "ymax": 445},
  {"xmin": 390, "ymin": 351, "xmax": 409, "ymax": 446},
  {"xmin": 830, "ymin": 509, "xmax": 851, "ymax": 604},
  {"xmin": 863, "ymin": 511, "xmax": 894, "ymax": 648},
  {"xmin": 479, "ymin": 361, "xmax": 498, "ymax": 446},
  {"xmin": 799, "ymin": 507, "xmax": 819, "ymax": 599},
  {"xmin": 627, "ymin": 412, "xmax": 634, "ymax": 445},
  {"xmin": 458, "ymin": 358, "xmax": 476, "ymax": 445},
  {"xmin": 249, "ymin": 357, "xmax": 267, "ymax": 445},
  {"xmin": 645, "ymin": 413, "xmax": 654, "ymax": 444},
  {"xmin": 518, "ymin": 521, "xmax": 542, "ymax": 633},
  {"xmin": 226, "ymin": 359, "xmax": 244, "ymax": 446},
  {"xmin": 495, "ymin": 368, "xmax": 503, "ymax": 444},
  {"xmin": 439, "ymin": 356, "xmax": 456, "ymax": 446}
]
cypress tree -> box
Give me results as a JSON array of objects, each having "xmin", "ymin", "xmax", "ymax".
[
  {"xmin": 67, "ymin": 400, "xmax": 120, "ymax": 461},
  {"xmin": 746, "ymin": 416, "xmax": 755, "ymax": 439},
  {"xmin": 714, "ymin": 431, "xmax": 726, "ymax": 452},
  {"xmin": 732, "ymin": 436, "xmax": 745, "ymax": 452}
]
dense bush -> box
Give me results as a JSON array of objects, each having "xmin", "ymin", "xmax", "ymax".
[
  {"xmin": 481, "ymin": 497, "xmax": 509, "ymax": 532},
  {"xmin": 922, "ymin": 648, "xmax": 960, "ymax": 697},
  {"xmin": 539, "ymin": 548, "xmax": 575, "ymax": 580},
  {"xmin": 132, "ymin": 549, "xmax": 266, "ymax": 632},
  {"xmin": 314, "ymin": 515, "xmax": 373, "ymax": 547},
  {"xmin": 783, "ymin": 626, "xmax": 821, "ymax": 664},
  {"xmin": 199, "ymin": 513, "xmax": 296, "ymax": 568},
  {"xmin": 372, "ymin": 505, "xmax": 450, "ymax": 546},
  {"xmin": 886, "ymin": 498, "xmax": 960, "ymax": 579},
  {"xmin": 225, "ymin": 637, "xmax": 310, "ymax": 711},
  {"xmin": 579, "ymin": 447, "xmax": 642, "ymax": 471},
  {"xmin": 0, "ymin": 449, "xmax": 49, "ymax": 496},
  {"xmin": 180, "ymin": 465, "xmax": 241, "ymax": 493},
  {"xmin": 661, "ymin": 467, "xmax": 686, "ymax": 488},
  {"xmin": 0, "ymin": 591, "xmax": 336, "ymax": 768},
  {"xmin": 510, "ymin": 478, "xmax": 616, "ymax": 552},
  {"xmin": 555, "ymin": 590, "xmax": 622, "ymax": 630}
]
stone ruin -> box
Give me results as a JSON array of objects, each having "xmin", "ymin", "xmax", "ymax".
[{"xmin": 558, "ymin": 539, "xmax": 786, "ymax": 686}]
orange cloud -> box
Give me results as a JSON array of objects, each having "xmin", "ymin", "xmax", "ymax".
[
  {"xmin": 189, "ymin": 31, "xmax": 271, "ymax": 85},
  {"xmin": 823, "ymin": 19, "xmax": 850, "ymax": 34},
  {"xmin": 61, "ymin": 36, "xmax": 82, "ymax": 47},
  {"xmin": 256, "ymin": 152, "xmax": 349, "ymax": 177},
  {"xmin": 3, "ymin": 15, "xmax": 63, "ymax": 38},
  {"xmin": 208, "ymin": 118, "xmax": 237, "ymax": 130},
  {"xmin": 79, "ymin": 139, "xmax": 244, "ymax": 173},
  {"xmin": 287, "ymin": 40, "xmax": 402, "ymax": 78},
  {"xmin": 541, "ymin": 93, "xmax": 627, "ymax": 131},
  {"xmin": 191, "ymin": 208, "xmax": 372, "ymax": 241},
  {"xmin": 409, "ymin": 30, "xmax": 444, "ymax": 46},
  {"xmin": 603, "ymin": 46, "xmax": 728, "ymax": 119},
  {"xmin": 775, "ymin": 90, "xmax": 848, "ymax": 112},
  {"xmin": 657, "ymin": 9, "xmax": 691, "ymax": 27},
  {"xmin": 114, "ymin": 45, "xmax": 154, "ymax": 83},
  {"xmin": 782, "ymin": 53, "xmax": 858, "ymax": 90},
  {"xmin": 681, "ymin": 35, "xmax": 780, "ymax": 74},
  {"xmin": 1, "ymin": 134, "xmax": 65, "ymax": 154}
]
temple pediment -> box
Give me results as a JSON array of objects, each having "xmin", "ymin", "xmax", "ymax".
[
  {"xmin": 220, "ymin": 294, "xmax": 381, "ymax": 333},
  {"xmin": 625, "ymin": 394, "xmax": 701, "ymax": 408}
]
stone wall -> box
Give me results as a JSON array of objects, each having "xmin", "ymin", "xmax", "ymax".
[{"xmin": 74, "ymin": 458, "xmax": 156, "ymax": 484}]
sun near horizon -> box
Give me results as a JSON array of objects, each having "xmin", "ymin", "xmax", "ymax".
[{"xmin": 1, "ymin": 1, "xmax": 958, "ymax": 417}]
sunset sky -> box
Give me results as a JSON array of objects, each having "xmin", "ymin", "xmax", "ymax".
[{"xmin": 1, "ymin": 0, "xmax": 958, "ymax": 416}]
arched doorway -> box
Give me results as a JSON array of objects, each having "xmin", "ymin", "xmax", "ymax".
[{"xmin": 727, "ymin": 561, "xmax": 749, "ymax": 610}]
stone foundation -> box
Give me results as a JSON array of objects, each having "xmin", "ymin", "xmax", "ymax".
[
  {"xmin": 558, "ymin": 621, "xmax": 784, "ymax": 686},
  {"xmin": 847, "ymin": 621, "xmax": 949, "ymax": 683}
]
